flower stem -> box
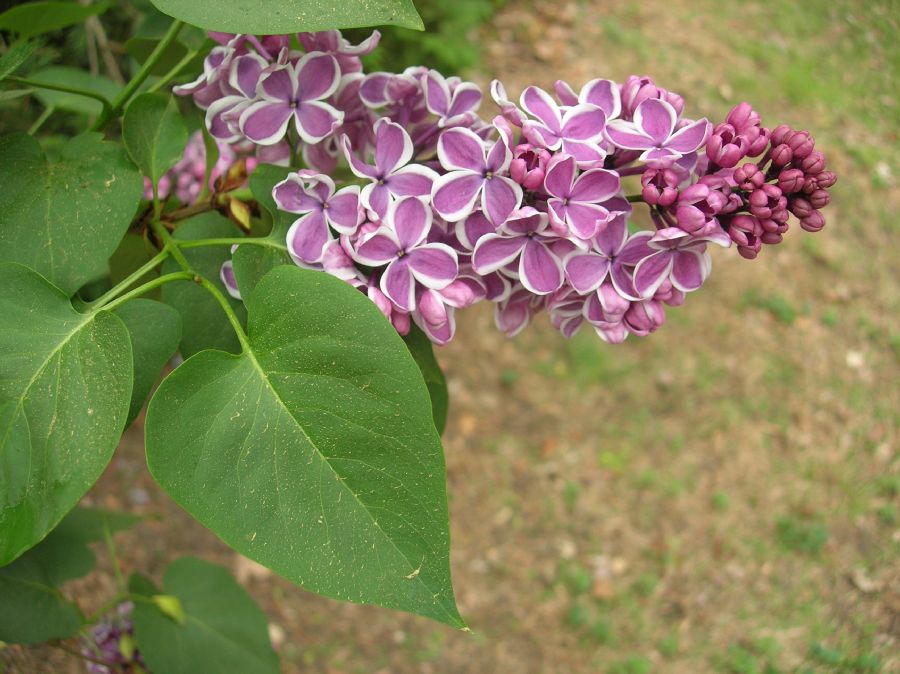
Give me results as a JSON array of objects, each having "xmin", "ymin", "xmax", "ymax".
[
  {"xmin": 148, "ymin": 46, "xmax": 202, "ymax": 94},
  {"xmin": 27, "ymin": 105, "xmax": 55, "ymax": 135},
  {"xmin": 103, "ymin": 520, "xmax": 127, "ymax": 596},
  {"xmin": 625, "ymin": 194, "xmax": 645, "ymax": 203},
  {"xmin": 91, "ymin": 19, "xmax": 185, "ymax": 131},
  {"xmin": 99, "ymin": 272, "xmax": 194, "ymax": 312},
  {"xmin": 5, "ymin": 76, "xmax": 113, "ymax": 120},
  {"xmin": 87, "ymin": 249, "xmax": 170, "ymax": 309},
  {"xmin": 178, "ymin": 236, "xmax": 287, "ymax": 251}
]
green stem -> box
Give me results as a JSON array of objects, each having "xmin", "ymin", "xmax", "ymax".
[
  {"xmin": 178, "ymin": 236, "xmax": 287, "ymax": 251},
  {"xmin": 626, "ymin": 194, "xmax": 645, "ymax": 203},
  {"xmin": 100, "ymin": 271, "xmax": 194, "ymax": 312},
  {"xmin": 5, "ymin": 76, "xmax": 112, "ymax": 119},
  {"xmin": 91, "ymin": 19, "xmax": 185, "ymax": 130},
  {"xmin": 27, "ymin": 105, "xmax": 55, "ymax": 135},
  {"xmin": 150, "ymin": 219, "xmax": 192, "ymax": 271},
  {"xmin": 103, "ymin": 521, "xmax": 126, "ymax": 596},
  {"xmin": 88, "ymin": 249, "xmax": 170, "ymax": 309},
  {"xmin": 51, "ymin": 641, "xmax": 117, "ymax": 669},
  {"xmin": 148, "ymin": 46, "xmax": 201, "ymax": 93},
  {"xmin": 197, "ymin": 274, "xmax": 252, "ymax": 353}
]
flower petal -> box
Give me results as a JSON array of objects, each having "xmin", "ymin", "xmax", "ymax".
[
  {"xmin": 388, "ymin": 164, "xmax": 437, "ymax": 198},
  {"xmin": 390, "ymin": 196, "xmax": 431, "ymax": 249},
  {"xmin": 554, "ymin": 79, "xmax": 579, "ymax": 106},
  {"xmin": 665, "ymin": 118, "xmax": 710, "ymax": 153},
  {"xmin": 431, "ymin": 171, "xmax": 483, "ymax": 222},
  {"xmin": 604, "ymin": 120, "xmax": 655, "ymax": 151},
  {"xmin": 286, "ymin": 211, "xmax": 330, "ymax": 264},
  {"xmin": 373, "ymin": 117, "xmax": 413, "ymax": 175},
  {"xmin": 230, "ymin": 53, "xmax": 267, "ymax": 98},
  {"xmin": 381, "ymin": 258, "xmax": 415, "ymax": 312},
  {"xmin": 437, "ymin": 127, "xmax": 486, "ymax": 172},
  {"xmin": 294, "ymin": 100, "xmax": 343, "ymax": 144},
  {"xmin": 273, "ymin": 174, "xmax": 321, "ymax": 213},
  {"xmin": 481, "ymin": 176, "xmax": 522, "ymax": 226},
  {"xmin": 456, "ymin": 210, "xmax": 495, "ymax": 250},
  {"xmin": 295, "ymin": 52, "xmax": 341, "ymax": 101},
  {"xmin": 407, "ymin": 243, "xmax": 458, "ymax": 289},
  {"xmin": 564, "ymin": 201, "xmax": 608, "ymax": 240},
  {"xmin": 341, "ymin": 135, "xmax": 378, "ymax": 179},
  {"xmin": 560, "ymin": 104, "xmax": 607, "ymax": 141},
  {"xmin": 543, "ymin": 154, "xmax": 576, "ymax": 198},
  {"xmin": 472, "ymin": 234, "xmax": 526, "ymax": 274},
  {"xmin": 570, "ymin": 168, "xmax": 621, "ymax": 203},
  {"xmin": 354, "ymin": 232, "xmax": 399, "ymax": 266},
  {"xmin": 634, "ymin": 98, "xmax": 676, "ymax": 144},
  {"xmin": 579, "ymin": 78, "xmax": 621, "ymax": 119},
  {"xmin": 258, "ymin": 66, "xmax": 295, "ymax": 102},
  {"xmin": 565, "ymin": 252, "xmax": 610, "ymax": 293},
  {"xmin": 594, "ymin": 213, "xmax": 628, "ymax": 256},
  {"xmin": 670, "ymin": 249, "xmax": 709, "ymax": 292},
  {"xmin": 239, "ymin": 100, "xmax": 293, "ymax": 145},
  {"xmin": 325, "ymin": 187, "xmax": 361, "ymax": 234},
  {"xmin": 447, "ymin": 82, "xmax": 483, "ymax": 119},
  {"xmin": 362, "ymin": 182, "xmax": 390, "ymax": 219},
  {"xmin": 633, "ymin": 250, "xmax": 673, "ymax": 298},
  {"xmin": 422, "ymin": 70, "xmax": 450, "ymax": 116},
  {"xmin": 520, "ymin": 85, "xmax": 562, "ymax": 130},
  {"xmin": 520, "ymin": 240, "xmax": 563, "ymax": 295}
]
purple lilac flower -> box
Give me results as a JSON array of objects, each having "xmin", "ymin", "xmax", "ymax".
[
  {"xmin": 554, "ymin": 77, "xmax": 622, "ymax": 121},
  {"xmin": 352, "ymin": 197, "xmax": 458, "ymax": 312},
  {"xmin": 632, "ymin": 227, "xmax": 723, "ymax": 298},
  {"xmin": 275, "ymin": 173, "xmax": 361, "ymax": 264},
  {"xmin": 431, "ymin": 126, "xmax": 522, "ymax": 225},
  {"xmin": 543, "ymin": 154, "xmax": 621, "ymax": 240},
  {"xmin": 472, "ymin": 208, "xmax": 565, "ymax": 295},
  {"xmin": 343, "ymin": 118, "xmax": 437, "ymax": 219},
  {"xmin": 298, "ymin": 29, "xmax": 381, "ymax": 74},
  {"xmin": 81, "ymin": 602, "xmax": 144, "ymax": 674},
  {"xmin": 421, "ymin": 69, "xmax": 483, "ymax": 127},
  {"xmin": 239, "ymin": 52, "xmax": 343, "ymax": 145},
  {"xmin": 518, "ymin": 85, "xmax": 608, "ymax": 166},
  {"xmin": 605, "ymin": 98, "xmax": 709, "ymax": 166}
]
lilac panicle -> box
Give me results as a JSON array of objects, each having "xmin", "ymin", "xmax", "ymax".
[{"xmin": 175, "ymin": 29, "xmax": 834, "ymax": 346}]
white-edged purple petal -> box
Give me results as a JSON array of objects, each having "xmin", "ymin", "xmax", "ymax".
[
  {"xmin": 633, "ymin": 250, "xmax": 674, "ymax": 298},
  {"xmin": 341, "ymin": 135, "xmax": 379, "ymax": 179},
  {"xmin": 635, "ymin": 98, "xmax": 677, "ymax": 144},
  {"xmin": 565, "ymin": 252, "xmax": 610, "ymax": 293},
  {"xmin": 381, "ymin": 258, "xmax": 415, "ymax": 311},
  {"xmin": 220, "ymin": 260, "xmax": 242, "ymax": 300},
  {"xmin": 472, "ymin": 234, "xmax": 526, "ymax": 274},
  {"xmin": 670, "ymin": 249, "xmax": 709, "ymax": 292},
  {"xmin": 520, "ymin": 240, "xmax": 563, "ymax": 295},
  {"xmin": 431, "ymin": 171, "xmax": 483, "ymax": 222},
  {"xmin": 295, "ymin": 51, "xmax": 341, "ymax": 101},
  {"xmin": 570, "ymin": 168, "xmax": 620, "ymax": 203},
  {"xmin": 437, "ymin": 127, "xmax": 486, "ymax": 172},
  {"xmin": 580, "ymin": 79, "xmax": 621, "ymax": 119},
  {"xmin": 388, "ymin": 164, "xmax": 437, "ymax": 197},
  {"xmin": 543, "ymin": 154, "xmax": 576, "ymax": 198},
  {"xmin": 239, "ymin": 100, "xmax": 293, "ymax": 145},
  {"xmin": 294, "ymin": 99, "xmax": 343, "ymax": 144},
  {"xmin": 481, "ymin": 176, "xmax": 522, "ymax": 226},
  {"xmin": 325, "ymin": 187, "xmax": 361, "ymax": 233},
  {"xmin": 361, "ymin": 182, "xmax": 390, "ymax": 219},
  {"xmin": 390, "ymin": 196, "xmax": 431, "ymax": 249},
  {"xmin": 554, "ymin": 79, "xmax": 579, "ymax": 106},
  {"xmin": 560, "ymin": 104, "xmax": 606, "ymax": 142},
  {"xmin": 520, "ymin": 85, "xmax": 561, "ymax": 130},
  {"xmin": 407, "ymin": 243, "xmax": 458, "ymax": 289},
  {"xmin": 259, "ymin": 66, "xmax": 296, "ymax": 102},
  {"xmin": 604, "ymin": 120, "xmax": 655, "ymax": 151},
  {"xmin": 665, "ymin": 118, "xmax": 710, "ymax": 153},
  {"xmin": 455, "ymin": 211, "xmax": 495, "ymax": 250},
  {"xmin": 286, "ymin": 211, "xmax": 331, "ymax": 264},
  {"xmin": 373, "ymin": 118, "xmax": 413, "ymax": 175},
  {"xmin": 229, "ymin": 53, "xmax": 267, "ymax": 98},
  {"xmin": 353, "ymin": 232, "xmax": 400, "ymax": 266}
]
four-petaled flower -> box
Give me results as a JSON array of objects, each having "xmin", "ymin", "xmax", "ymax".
[
  {"xmin": 343, "ymin": 118, "xmax": 437, "ymax": 219},
  {"xmin": 275, "ymin": 173, "xmax": 362, "ymax": 264},
  {"xmin": 519, "ymin": 86, "xmax": 608, "ymax": 166},
  {"xmin": 422, "ymin": 70, "xmax": 483, "ymax": 127},
  {"xmin": 472, "ymin": 208, "xmax": 566, "ymax": 295},
  {"xmin": 431, "ymin": 126, "xmax": 522, "ymax": 225},
  {"xmin": 239, "ymin": 52, "xmax": 344, "ymax": 145},
  {"xmin": 352, "ymin": 197, "xmax": 459, "ymax": 312},
  {"xmin": 604, "ymin": 98, "xmax": 709, "ymax": 166},
  {"xmin": 632, "ymin": 227, "xmax": 725, "ymax": 297},
  {"xmin": 544, "ymin": 154, "xmax": 621, "ymax": 240}
]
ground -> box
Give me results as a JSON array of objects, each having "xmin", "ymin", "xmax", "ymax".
[{"xmin": 3, "ymin": 0, "xmax": 898, "ymax": 672}]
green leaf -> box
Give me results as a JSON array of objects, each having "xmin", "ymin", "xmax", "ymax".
[
  {"xmin": 0, "ymin": 132, "xmax": 143, "ymax": 296},
  {"xmin": 231, "ymin": 244, "xmax": 292, "ymax": 299},
  {"xmin": 0, "ymin": 264, "xmax": 133, "ymax": 566},
  {"xmin": 161, "ymin": 213, "xmax": 247, "ymax": 357},
  {"xmin": 123, "ymin": 92, "xmax": 189, "ymax": 189},
  {"xmin": 0, "ymin": 40, "xmax": 36, "ymax": 81},
  {"xmin": 148, "ymin": 0, "xmax": 423, "ymax": 35},
  {"xmin": 29, "ymin": 66, "xmax": 120, "ymax": 116},
  {"xmin": 145, "ymin": 266, "xmax": 463, "ymax": 627},
  {"xmin": 0, "ymin": 1, "xmax": 109, "ymax": 39},
  {"xmin": 0, "ymin": 506, "xmax": 135, "ymax": 644},
  {"xmin": 124, "ymin": 36, "xmax": 190, "ymax": 76},
  {"xmin": 248, "ymin": 163, "xmax": 295, "ymax": 238},
  {"xmin": 403, "ymin": 325, "xmax": 448, "ymax": 435},
  {"xmin": 114, "ymin": 299, "xmax": 182, "ymax": 425},
  {"xmin": 132, "ymin": 557, "xmax": 279, "ymax": 674}
]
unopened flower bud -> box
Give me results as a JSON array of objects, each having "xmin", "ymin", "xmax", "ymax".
[
  {"xmin": 789, "ymin": 196, "xmax": 814, "ymax": 218},
  {"xmin": 734, "ymin": 162, "xmax": 765, "ymax": 190},
  {"xmin": 769, "ymin": 124, "xmax": 792, "ymax": 146},
  {"xmin": 799, "ymin": 150, "xmax": 825, "ymax": 175},
  {"xmin": 746, "ymin": 127, "xmax": 770, "ymax": 156},
  {"xmin": 769, "ymin": 143, "xmax": 793, "ymax": 167},
  {"xmin": 777, "ymin": 168, "xmax": 805, "ymax": 194},
  {"xmin": 624, "ymin": 299, "xmax": 666, "ymax": 336},
  {"xmin": 815, "ymin": 171, "xmax": 837, "ymax": 188},
  {"xmin": 800, "ymin": 210, "xmax": 825, "ymax": 232},
  {"xmin": 760, "ymin": 231, "xmax": 783, "ymax": 245},
  {"xmin": 726, "ymin": 102, "xmax": 760, "ymax": 132},
  {"xmin": 809, "ymin": 189, "xmax": 830, "ymax": 209},
  {"xmin": 786, "ymin": 130, "xmax": 814, "ymax": 158}
]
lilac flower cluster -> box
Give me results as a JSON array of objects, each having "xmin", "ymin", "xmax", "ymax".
[
  {"xmin": 80, "ymin": 602, "xmax": 144, "ymax": 674},
  {"xmin": 178, "ymin": 31, "xmax": 835, "ymax": 345}
]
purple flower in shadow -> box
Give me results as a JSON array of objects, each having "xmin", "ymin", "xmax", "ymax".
[{"xmin": 352, "ymin": 197, "xmax": 459, "ymax": 312}]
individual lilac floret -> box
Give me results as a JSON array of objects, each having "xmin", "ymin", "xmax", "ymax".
[
  {"xmin": 620, "ymin": 75, "xmax": 684, "ymax": 118},
  {"xmin": 632, "ymin": 227, "xmax": 727, "ymax": 298},
  {"xmin": 543, "ymin": 154, "xmax": 622, "ymax": 240},
  {"xmin": 421, "ymin": 70, "xmax": 483, "ymax": 127},
  {"xmin": 81, "ymin": 602, "xmax": 144, "ymax": 674},
  {"xmin": 518, "ymin": 85, "xmax": 608, "ymax": 166},
  {"xmin": 605, "ymin": 98, "xmax": 709, "ymax": 166},
  {"xmin": 472, "ymin": 208, "xmax": 565, "ymax": 295},
  {"xmin": 431, "ymin": 126, "xmax": 522, "ymax": 225},
  {"xmin": 275, "ymin": 173, "xmax": 362, "ymax": 264},
  {"xmin": 342, "ymin": 118, "xmax": 437, "ymax": 219},
  {"xmin": 352, "ymin": 197, "xmax": 459, "ymax": 312},
  {"xmin": 239, "ymin": 52, "xmax": 343, "ymax": 145},
  {"xmin": 298, "ymin": 29, "xmax": 381, "ymax": 74},
  {"xmin": 554, "ymin": 78, "xmax": 622, "ymax": 121}
]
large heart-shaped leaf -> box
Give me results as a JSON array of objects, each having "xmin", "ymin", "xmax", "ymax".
[
  {"xmin": 131, "ymin": 557, "xmax": 279, "ymax": 674},
  {"xmin": 0, "ymin": 133, "xmax": 143, "ymax": 296},
  {"xmin": 29, "ymin": 67, "xmax": 120, "ymax": 116},
  {"xmin": 146, "ymin": 266, "xmax": 463, "ymax": 627},
  {"xmin": 403, "ymin": 325, "xmax": 448, "ymax": 435},
  {"xmin": 0, "ymin": 263, "xmax": 133, "ymax": 565},
  {"xmin": 161, "ymin": 214, "xmax": 248, "ymax": 357},
  {"xmin": 231, "ymin": 243, "xmax": 291, "ymax": 299},
  {"xmin": 123, "ymin": 92, "xmax": 189, "ymax": 189},
  {"xmin": 148, "ymin": 0, "xmax": 423, "ymax": 35},
  {"xmin": 0, "ymin": 1, "xmax": 110, "ymax": 39}
]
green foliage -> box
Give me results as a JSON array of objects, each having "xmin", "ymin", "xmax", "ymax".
[
  {"xmin": 113, "ymin": 298, "xmax": 182, "ymax": 424},
  {"xmin": 123, "ymin": 92, "xmax": 189, "ymax": 189},
  {"xmin": 0, "ymin": 507, "xmax": 137, "ymax": 644},
  {"xmin": 131, "ymin": 557, "xmax": 280, "ymax": 674},
  {"xmin": 29, "ymin": 67, "xmax": 120, "ymax": 115},
  {"xmin": 146, "ymin": 266, "xmax": 463, "ymax": 627},
  {"xmin": 0, "ymin": 40, "xmax": 37, "ymax": 81},
  {"xmin": 0, "ymin": 263, "xmax": 133, "ymax": 565},
  {"xmin": 148, "ymin": 0, "xmax": 423, "ymax": 34},
  {"xmin": 231, "ymin": 244, "xmax": 293, "ymax": 299},
  {"xmin": 403, "ymin": 324, "xmax": 449, "ymax": 434},
  {"xmin": 161, "ymin": 213, "xmax": 248, "ymax": 357},
  {"xmin": 0, "ymin": 132, "xmax": 142, "ymax": 295},
  {"xmin": 350, "ymin": 0, "xmax": 503, "ymax": 73},
  {"xmin": 0, "ymin": 1, "xmax": 109, "ymax": 39}
]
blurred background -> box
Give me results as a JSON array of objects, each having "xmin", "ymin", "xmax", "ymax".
[{"xmin": 2, "ymin": 0, "xmax": 898, "ymax": 672}]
